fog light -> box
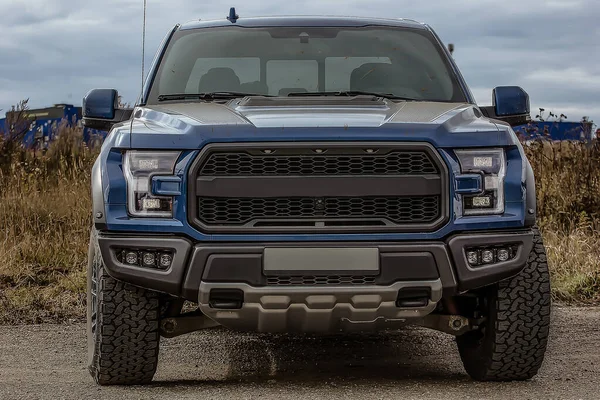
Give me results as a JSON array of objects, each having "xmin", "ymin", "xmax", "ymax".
[
  {"xmin": 159, "ymin": 253, "xmax": 173, "ymax": 269},
  {"xmin": 482, "ymin": 250, "xmax": 494, "ymax": 264},
  {"xmin": 142, "ymin": 252, "xmax": 156, "ymax": 267},
  {"xmin": 467, "ymin": 251, "xmax": 479, "ymax": 265},
  {"xmin": 125, "ymin": 251, "xmax": 138, "ymax": 265},
  {"xmin": 497, "ymin": 248, "xmax": 510, "ymax": 262}
]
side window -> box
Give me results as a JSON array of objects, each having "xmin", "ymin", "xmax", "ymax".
[
  {"xmin": 184, "ymin": 58, "xmax": 260, "ymax": 93},
  {"xmin": 266, "ymin": 60, "xmax": 318, "ymax": 96},
  {"xmin": 325, "ymin": 57, "xmax": 391, "ymax": 91}
]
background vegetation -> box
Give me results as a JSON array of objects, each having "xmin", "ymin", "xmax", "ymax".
[{"xmin": 0, "ymin": 106, "xmax": 598, "ymax": 323}]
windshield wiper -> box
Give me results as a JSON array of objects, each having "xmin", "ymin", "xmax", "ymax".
[
  {"xmin": 287, "ymin": 91, "xmax": 420, "ymax": 101},
  {"xmin": 158, "ymin": 92, "xmax": 273, "ymax": 102}
]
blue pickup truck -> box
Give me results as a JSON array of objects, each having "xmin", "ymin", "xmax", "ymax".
[{"xmin": 84, "ymin": 10, "xmax": 550, "ymax": 385}]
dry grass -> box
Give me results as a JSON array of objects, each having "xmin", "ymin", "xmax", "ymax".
[
  {"xmin": 544, "ymin": 225, "xmax": 600, "ymax": 304},
  {"xmin": 525, "ymin": 140, "xmax": 600, "ymax": 232},
  {"xmin": 0, "ymin": 121, "xmax": 599, "ymax": 324},
  {"xmin": 0, "ymin": 124, "xmax": 95, "ymax": 324},
  {"xmin": 524, "ymin": 140, "xmax": 600, "ymax": 305}
]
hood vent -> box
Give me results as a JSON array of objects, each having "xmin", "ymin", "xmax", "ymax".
[{"xmin": 234, "ymin": 96, "xmax": 389, "ymax": 108}]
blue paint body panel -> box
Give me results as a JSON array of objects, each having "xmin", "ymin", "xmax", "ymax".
[
  {"xmin": 152, "ymin": 176, "xmax": 183, "ymax": 196},
  {"xmin": 83, "ymin": 89, "xmax": 117, "ymax": 120},
  {"xmin": 455, "ymin": 174, "xmax": 483, "ymax": 195},
  {"xmin": 493, "ymin": 86, "xmax": 530, "ymax": 117},
  {"xmin": 97, "ymin": 128, "xmax": 528, "ymax": 242},
  {"xmin": 88, "ymin": 15, "xmax": 539, "ymax": 243}
]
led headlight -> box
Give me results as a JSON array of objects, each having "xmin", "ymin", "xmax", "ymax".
[
  {"xmin": 123, "ymin": 151, "xmax": 180, "ymax": 217},
  {"xmin": 455, "ymin": 148, "xmax": 506, "ymax": 215}
]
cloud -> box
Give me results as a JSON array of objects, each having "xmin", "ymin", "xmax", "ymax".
[
  {"xmin": 525, "ymin": 67, "xmax": 600, "ymax": 90},
  {"xmin": 0, "ymin": 0, "xmax": 598, "ymax": 124}
]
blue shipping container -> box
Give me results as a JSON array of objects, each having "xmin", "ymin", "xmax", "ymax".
[
  {"xmin": 513, "ymin": 121, "xmax": 596, "ymax": 142},
  {"xmin": 0, "ymin": 104, "xmax": 108, "ymax": 148}
]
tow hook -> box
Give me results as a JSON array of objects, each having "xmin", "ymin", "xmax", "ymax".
[
  {"xmin": 160, "ymin": 313, "xmax": 221, "ymax": 338},
  {"xmin": 417, "ymin": 314, "xmax": 479, "ymax": 336},
  {"xmin": 448, "ymin": 315, "xmax": 470, "ymax": 332}
]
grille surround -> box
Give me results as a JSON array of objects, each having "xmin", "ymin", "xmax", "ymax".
[{"xmin": 188, "ymin": 142, "xmax": 449, "ymax": 234}]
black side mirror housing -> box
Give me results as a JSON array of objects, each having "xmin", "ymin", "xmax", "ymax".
[
  {"xmin": 479, "ymin": 86, "xmax": 531, "ymax": 127},
  {"xmin": 83, "ymin": 89, "xmax": 133, "ymax": 131}
]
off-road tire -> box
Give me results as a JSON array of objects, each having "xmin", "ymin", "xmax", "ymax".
[
  {"xmin": 457, "ymin": 228, "xmax": 551, "ymax": 381},
  {"xmin": 87, "ymin": 229, "xmax": 161, "ymax": 385}
]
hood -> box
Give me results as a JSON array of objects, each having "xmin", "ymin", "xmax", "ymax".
[
  {"xmin": 126, "ymin": 96, "xmax": 516, "ymax": 149},
  {"xmin": 144, "ymin": 97, "xmax": 485, "ymax": 128}
]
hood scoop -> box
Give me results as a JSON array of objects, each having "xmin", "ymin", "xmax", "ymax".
[
  {"xmin": 234, "ymin": 95, "xmax": 389, "ymax": 108},
  {"xmin": 229, "ymin": 95, "xmax": 394, "ymax": 128}
]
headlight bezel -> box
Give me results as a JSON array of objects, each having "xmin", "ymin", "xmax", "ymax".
[
  {"xmin": 455, "ymin": 148, "xmax": 506, "ymax": 216},
  {"xmin": 123, "ymin": 150, "xmax": 181, "ymax": 218}
]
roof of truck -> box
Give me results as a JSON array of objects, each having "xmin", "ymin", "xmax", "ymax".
[{"xmin": 179, "ymin": 16, "xmax": 428, "ymax": 31}]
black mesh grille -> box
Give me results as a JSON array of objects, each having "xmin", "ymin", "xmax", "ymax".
[
  {"xmin": 198, "ymin": 196, "xmax": 440, "ymax": 225},
  {"xmin": 191, "ymin": 144, "xmax": 447, "ymax": 232},
  {"xmin": 266, "ymin": 275, "xmax": 376, "ymax": 286},
  {"xmin": 199, "ymin": 151, "xmax": 438, "ymax": 176}
]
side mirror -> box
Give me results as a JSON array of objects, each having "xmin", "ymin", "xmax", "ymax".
[
  {"xmin": 479, "ymin": 86, "xmax": 531, "ymax": 127},
  {"xmin": 493, "ymin": 86, "xmax": 530, "ymax": 117},
  {"xmin": 83, "ymin": 89, "xmax": 133, "ymax": 131},
  {"xmin": 84, "ymin": 89, "xmax": 118, "ymax": 119}
]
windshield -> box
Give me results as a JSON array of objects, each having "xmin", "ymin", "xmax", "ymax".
[{"xmin": 147, "ymin": 26, "xmax": 467, "ymax": 103}]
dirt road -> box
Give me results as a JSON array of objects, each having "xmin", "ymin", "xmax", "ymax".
[{"xmin": 0, "ymin": 307, "xmax": 598, "ymax": 400}]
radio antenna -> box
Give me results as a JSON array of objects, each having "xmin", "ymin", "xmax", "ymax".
[{"xmin": 141, "ymin": 0, "xmax": 148, "ymax": 92}]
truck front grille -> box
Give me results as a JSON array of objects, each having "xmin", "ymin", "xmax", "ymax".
[
  {"xmin": 188, "ymin": 143, "xmax": 448, "ymax": 233},
  {"xmin": 200, "ymin": 150, "xmax": 438, "ymax": 176},
  {"xmin": 198, "ymin": 196, "xmax": 440, "ymax": 226}
]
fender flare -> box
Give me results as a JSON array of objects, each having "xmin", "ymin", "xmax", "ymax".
[
  {"xmin": 91, "ymin": 158, "xmax": 107, "ymax": 230},
  {"xmin": 524, "ymin": 158, "xmax": 537, "ymax": 227}
]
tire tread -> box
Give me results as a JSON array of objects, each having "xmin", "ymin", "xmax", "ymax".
[
  {"xmin": 88, "ymin": 231, "xmax": 160, "ymax": 385},
  {"xmin": 458, "ymin": 228, "xmax": 551, "ymax": 381}
]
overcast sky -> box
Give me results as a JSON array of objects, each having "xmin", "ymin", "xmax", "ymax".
[{"xmin": 0, "ymin": 0, "xmax": 598, "ymax": 125}]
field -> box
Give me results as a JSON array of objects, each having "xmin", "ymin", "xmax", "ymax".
[{"xmin": 0, "ymin": 124, "xmax": 599, "ymax": 324}]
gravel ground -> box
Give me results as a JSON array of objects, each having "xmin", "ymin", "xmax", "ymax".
[{"xmin": 0, "ymin": 306, "xmax": 598, "ymax": 400}]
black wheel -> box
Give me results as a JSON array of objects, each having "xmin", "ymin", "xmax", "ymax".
[
  {"xmin": 457, "ymin": 228, "xmax": 551, "ymax": 381},
  {"xmin": 87, "ymin": 229, "xmax": 161, "ymax": 385}
]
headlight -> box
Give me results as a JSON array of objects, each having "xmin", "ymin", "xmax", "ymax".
[
  {"xmin": 455, "ymin": 148, "xmax": 506, "ymax": 215},
  {"xmin": 123, "ymin": 151, "xmax": 180, "ymax": 217}
]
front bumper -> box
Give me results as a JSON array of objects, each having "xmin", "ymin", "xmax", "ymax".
[{"xmin": 98, "ymin": 230, "xmax": 533, "ymax": 332}]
